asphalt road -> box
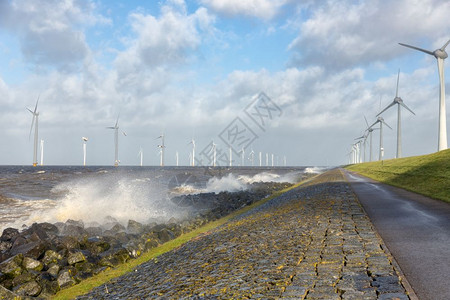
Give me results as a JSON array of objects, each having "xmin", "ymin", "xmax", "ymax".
[{"xmin": 343, "ymin": 169, "xmax": 450, "ymax": 300}]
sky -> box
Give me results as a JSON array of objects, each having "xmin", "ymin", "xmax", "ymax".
[{"xmin": 0, "ymin": 0, "xmax": 449, "ymax": 167}]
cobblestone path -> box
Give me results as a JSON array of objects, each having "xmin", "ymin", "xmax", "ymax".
[{"xmin": 78, "ymin": 170, "xmax": 409, "ymax": 299}]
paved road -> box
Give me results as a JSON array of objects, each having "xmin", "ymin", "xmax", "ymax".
[{"xmin": 343, "ymin": 169, "xmax": 450, "ymax": 300}]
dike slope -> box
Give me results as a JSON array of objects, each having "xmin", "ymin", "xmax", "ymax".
[
  {"xmin": 346, "ymin": 149, "xmax": 450, "ymax": 203},
  {"xmin": 75, "ymin": 169, "xmax": 409, "ymax": 299}
]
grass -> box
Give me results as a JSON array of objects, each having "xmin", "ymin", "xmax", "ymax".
[
  {"xmin": 346, "ymin": 149, "xmax": 450, "ymax": 203},
  {"xmin": 51, "ymin": 176, "xmax": 315, "ymax": 300}
]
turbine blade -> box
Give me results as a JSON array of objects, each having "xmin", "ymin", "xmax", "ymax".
[
  {"xmin": 399, "ymin": 43, "xmax": 434, "ymax": 56},
  {"xmin": 115, "ymin": 114, "xmax": 120, "ymax": 127},
  {"xmin": 368, "ymin": 120, "xmax": 379, "ymax": 130},
  {"xmin": 355, "ymin": 135, "xmax": 365, "ymax": 140},
  {"xmin": 34, "ymin": 95, "xmax": 39, "ymax": 114},
  {"xmin": 400, "ymin": 102, "xmax": 416, "ymax": 115},
  {"xmin": 382, "ymin": 120, "xmax": 392, "ymax": 130},
  {"xmin": 364, "ymin": 115, "xmax": 369, "ymax": 127},
  {"xmin": 106, "ymin": 126, "xmax": 115, "ymax": 129},
  {"xmin": 440, "ymin": 39, "xmax": 450, "ymax": 51},
  {"xmin": 376, "ymin": 101, "xmax": 396, "ymax": 117},
  {"xmin": 396, "ymin": 69, "xmax": 400, "ymax": 98},
  {"xmin": 29, "ymin": 114, "xmax": 35, "ymax": 140},
  {"xmin": 122, "ymin": 131, "xmax": 127, "ymax": 136}
]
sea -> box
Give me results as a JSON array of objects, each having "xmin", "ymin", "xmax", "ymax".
[{"xmin": 0, "ymin": 165, "xmax": 324, "ymax": 233}]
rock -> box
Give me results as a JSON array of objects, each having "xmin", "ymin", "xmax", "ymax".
[
  {"xmin": 22, "ymin": 257, "xmax": 43, "ymax": 272},
  {"xmin": 58, "ymin": 236, "xmax": 80, "ymax": 250},
  {"xmin": 65, "ymin": 219, "xmax": 84, "ymax": 228},
  {"xmin": 36, "ymin": 272, "xmax": 60, "ymax": 295},
  {"xmin": 1, "ymin": 228, "xmax": 19, "ymax": 241},
  {"xmin": 24, "ymin": 223, "xmax": 59, "ymax": 241},
  {"xmin": 13, "ymin": 280, "xmax": 42, "ymax": 297},
  {"xmin": 109, "ymin": 223, "xmax": 126, "ymax": 234},
  {"xmin": 57, "ymin": 269, "xmax": 76, "ymax": 289},
  {"xmin": 84, "ymin": 237, "xmax": 110, "ymax": 254},
  {"xmin": 0, "ymin": 285, "xmax": 22, "ymax": 299},
  {"xmin": 42, "ymin": 250, "xmax": 63, "ymax": 266},
  {"xmin": 68, "ymin": 251, "xmax": 86, "ymax": 265},
  {"xmin": 127, "ymin": 220, "xmax": 144, "ymax": 234},
  {"xmin": 0, "ymin": 254, "xmax": 23, "ymax": 278},
  {"xmin": 156, "ymin": 228, "xmax": 175, "ymax": 243},
  {"xmin": 0, "ymin": 240, "xmax": 12, "ymax": 252},
  {"xmin": 85, "ymin": 226, "xmax": 103, "ymax": 236},
  {"xmin": 62, "ymin": 224, "xmax": 87, "ymax": 236},
  {"xmin": 12, "ymin": 271, "xmax": 35, "ymax": 287},
  {"xmin": 47, "ymin": 264, "xmax": 60, "ymax": 278},
  {"xmin": 10, "ymin": 241, "xmax": 48, "ymax": 260}
]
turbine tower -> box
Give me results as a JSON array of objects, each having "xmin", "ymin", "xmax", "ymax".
[
  {"xmin": 209, "ymin": 142, "xmax": 216, "ymax": 167},
  {"xmin": 229, "ymin": 146, "xmax": 232, "ymax": 167},
  {"xmin": 27, "ymin": 96, "xmax": 40, "ymax": 167},
  {"xmin": 249, "ymin": 149, "xmax": 255, "ymax": 166},
  {"xmin": 399, "ymin": 38, "xmax": 450, "ymax": 151},
  {"xmin": 138, "ymin": 147, "xmax": 143, "ymax": 166},
  {"xmin": 40, "ymin": 140, "xmax": 44, "ymax": 166},
  {"xmin": 107, "ymin": 115, "xmax": 121, "ymax": 166},
  {"xmin": 188, "ymin": 139, "xmax": 196, "ymax": 166},
  {"xmin": 240, "ymin": 147, "xmax": 245, "ymax": 166},
  {"xmin": 176, "ymin": 151, "xmax": 179, "ymax": 166},
  {"xmin": 259, "ymin": 151, "xmax": 262, "ymax": 167},
  {"xmin": 82, "ymin": 137, "xmax": 88, "ymax": 166},
  {"xmin": 156, "ymin": 133, "xmax": 165, "ymax": 167},
  {"xmin": 377, "ymin": 70, "xmax": 415, "ymax": 158},
  {"xmin": 369, "ymin": 117, "xmax": 392, "ymax": 161}
]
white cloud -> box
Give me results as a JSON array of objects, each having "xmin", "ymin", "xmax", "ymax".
[
  {"xmin": 288, "ymin": 0, "xmax": 450, "ymax": 69},
  {"xmin": 0, "ymin": 0, "xmax": 109, "ymax": 68},
  {"xmin": 200, "ymin": 0, "xmax": 289, "ymax": 20}
]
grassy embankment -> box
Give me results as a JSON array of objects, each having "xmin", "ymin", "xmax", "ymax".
[
  {"xmin": 52, "ymin": 174, "xmax": 319, "ymax": 300},
  {"xmin": 346, "ymin": 149, "xmax": 450, "ymax": 203}
]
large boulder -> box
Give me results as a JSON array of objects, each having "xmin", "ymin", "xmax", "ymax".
[
  {"xmin": 0, "ymin": 254, "xmax": 23, "ymax": 279},
  {"xmin": 57, "ymin": 268, "xmax": 77, "ymax": 289},
  {"xmin": 13, "ymin": 280, "xmax": 42, "ymax": 297},
  {"xmin": 127, "ymin": 220, "xmax": 144, "ymax": 235},
  {"xmin": 0, "ymin": 228, "xmax": 19, "ymax": 241},
  {"xmin": 9, "ymin": 240, "xmax": 48, "ymax": 260},
  {"xmin": 68, "ymin": 251, "xmax": 86, "ymax": 265},
  {"xmin": 41, "ymin": 250, "xmax": 62, "ymax": 266},
  {"xmin": 0, "ymin": 285, "xmax": 22, "ymax": 299},
  {"xmin": 22, "ymin": 257, "xmax": 43, "ymax": 272}
]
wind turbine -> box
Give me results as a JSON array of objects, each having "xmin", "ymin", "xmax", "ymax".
[
  {"xmin": 249, "ymin": 149, "xmax": 255, "ymax": 166},
  {"xmin": 271, "ymin": 153, "xmax": 274, "ymax": 167},
  {"xmin": 27, "ymin": 96, "xmax": 40, "ymax": 167},
  {"xmin": 399, "ymin": 38, "xmax": 450, "ymax": 151},
  {"xmin": 175, "ymin": 151, "xmax": 179, "ymax": 166},
  {"xmin": 156, "ymin": 134, "xmax": 165, "ymax": 167},
  {"xmin": 229, "ymin": 146, "xmax": 232, "ymax": 167},
  {"xmin": 240, "ymin": 147, "xmax": 245, "ymax": 166},
  {"xmin": 40, "ymin": 140, "xmax": 44, "ymax": 166},
  {"xmin": 377, "ymin": 70, "xmax": 415, "ymax": 158},
  {"xmin": 369, "ymin": 117, "xmax": 392, "ymax": 161},
  {"xmin": 138, "ymin": 147, "xmax": 143, "ymax": 166},
  {"xmin": 209, "ymin": 142, "xmax": 217, "ymax": 167},
  {"xmin": 107, "ymin": 115, "xmax": 122, "ymax": 166},
  {"xmin": 354, "ymin": 134, "xmax": 366, "ymax": 163},
  {"xmin": 283, "ymin": 156, "xmax": 286, "ymax": 167},
  {"xmin": 82, "ymin": 137, "xmax": 88, "ymax": 166},
  {"xmin": 259, "ymin": 151, "xmax": 262, "ymax": 167},
  {"xmin": 188, "ymin": 139, "xmax": 195, "ymax": 166}
]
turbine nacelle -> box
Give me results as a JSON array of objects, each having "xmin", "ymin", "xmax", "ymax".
[{"xmin": 434, "ymin": 49, "xmax": 448, "ymax": 59}]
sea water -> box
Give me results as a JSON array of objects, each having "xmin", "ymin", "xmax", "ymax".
[{"xmin": 0, "ymin": 166, "xmax": 322, "ymax": 232}]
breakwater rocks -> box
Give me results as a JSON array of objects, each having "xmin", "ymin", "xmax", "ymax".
[
  {"xmin": 79, "ymin": 170, "xmax": 409, "ymax": 299},
  {"xmin": 0, "ymin": 182, "xmax": 292, "ymax": 298}
]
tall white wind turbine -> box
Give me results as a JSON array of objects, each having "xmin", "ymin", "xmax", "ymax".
[
  {"xmin": 209, "ymin": 142, "xmax": 217, "ymax": 167},
  {"xmin": 107, "ymin": 115, "xmax": 121, "ymax": 166},
  {"xmin": 156, "ymin": 134, "xmax": 165, "ymax": 167},
  {"xmin": 369, "ymin": 117, "xmax": 392, "ymax": 161},
  {"xmin": 229, "ymin": 146, "xmax": 232, "ymax": 167},
  {"xmin": 249, "ymin": 149, "xmax": 255, "ymax": 166},
  {"xmin": 259, "ymin": 152, "xmax": 262, "ymax": 167},
  {"xmin": 240, "ymin": 147, "xmax": 245, "ymax": 166},
  {"xmin": 27, "ymin": 96, "xmax": 40, "ymax": 167},
  {"xmin": 138, "ymin": 147, "xmax": 143, "ymax": 166},
  {"xmin": 189, "ymin": 139, "xmax": 195, "ymax": 166},
  {"xmin": 176, "ymin": 151, "xmax": 179, "ymax": 167},
  {"xmin": 377, "ymin": 70, "xmax": 415, "ymax": 158},
  {"xmin": 82, "ymin": 137, "xmax": 88, "ymax": 166},
  {"xmin": 40, "ymin": 140, "xmax": 44, "ymax": 166},
  {"xmin": 399, "ymin": 39, "xmax": 450, "ymax": 151}
]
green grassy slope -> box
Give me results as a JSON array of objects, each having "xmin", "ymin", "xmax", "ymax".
[{"xmin": 346, "ymin": 149, "xmax": 450, "ymax": 203}]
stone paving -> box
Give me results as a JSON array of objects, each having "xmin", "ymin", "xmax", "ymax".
[{"xmin": 78, "ymin": 169, "xmax": 410, "ymax": 299}]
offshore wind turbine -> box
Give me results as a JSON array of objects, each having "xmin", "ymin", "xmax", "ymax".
[
  {"xmin": 271, "ymin": 153, "xmax": 274, "ymax": 167},
  {"xmin": 175, "ymin": 151, "xmax": 179, "ymax": 166},
  {"xmin": 229, "ymin": 146, "xmax": 232, "ymax": 167},
  {"xmin": 259, "ymin": 151, "xmax": 262, "ymax": 167},
  {"xmin": 399, "ymin": 39, "xmax": 450, "ymax": 151},
  {"xmin": 240, "ymin": 147, "xmax": 245, "ymax": 166},
  {"xmin": 369, "ymin": 117, "xmax": 392, "ymax": 161},
  {"xmin": 249, "ymin": 149, "xmax": 255, "ymax": 166},
  {"xmin": 82, "ymin": 137, "xmax": 88, "ymax": 166},
  {"xmin": 138, "ymin": 147, "xmax": 143, "ymax": 166},
  {"xmin": 189, "ymin": 139, "xmax": 195, "ymax": 166},
  {"xmin": 377, "ymin": 70, "xmax": 415, "ymax": 158},
  {"xmin": 156, "ymin": 133, "xmax": 165, "ymax": 166},
  {"xmin": 27, "ymin": 96, "xmax": 40, "ymax": 166},
  {"xmin": 266, "ymin": 153, "xmax": 269, "ymax": 166},
  {"xmin": 107, "ymin": 115, "xmax": 122, "ymax": 166},
  {"xmin": 209, "ymin": 142, "xmax": 217, "ymax": 167},
  {"xmin": 40, "ymin": 140, "xmax": 44, "ymax": 166}
]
